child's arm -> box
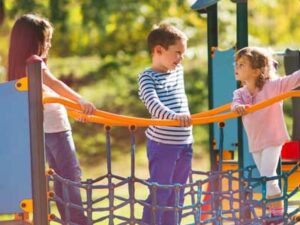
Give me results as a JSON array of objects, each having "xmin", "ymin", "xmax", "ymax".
[
  {"xmin": 277, "ymin": 69, "xmax": 300, "ymax": 93},
  {"xmin": 42, "ymin": 66, "xmax": 96, "ymax": 115},
  {"xmin": 231, "ymin": 89, "xmax": 248, "ymax": 115},
  {"xmin": 138, "ymin": 73, "xmax": 191, "ymax": 127},
  {"xmin": 138, "ymin": 74, "xmax": 177, "ymax": 120}
]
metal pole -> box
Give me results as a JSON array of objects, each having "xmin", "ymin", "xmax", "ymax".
[
  {"xmin": 236, "ymin": 2, "xmax": 250, "ymax": 223},
  {"xmin": 236, "ymin": 1, "xmax": 248, "ymax": 50},
  {"xmin": 207, "ymin": 3, "xmax": 218, "ymax": 172},
  {"xmin": 206, "ymin": 5, "xmax": 219, "ymax": 225},
  {"xmin": 27, "ymin": 56, "xmax": 49, "ymax": 225},
  {"xmin": 236, "ymin": 0, "xmax": 248, "ymax": 170}
]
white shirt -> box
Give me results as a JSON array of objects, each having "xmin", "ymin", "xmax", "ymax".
[{"xmin": 42, "ymin": 61, "xmax": 71, "ymax": 133}]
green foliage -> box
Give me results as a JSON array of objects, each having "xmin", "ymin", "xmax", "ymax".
[
  {"xmin": 248, "ymin": 0, "xmax": 300, "ymax": 49},
  {"xmin": 79, "ymin": 0, "xmax": 204, "ymax": 57},
  {"xmin": 49, "ymin": 0, "xmax": 70, "ymax": 55},
  {"xmin": 9, "ymin": 0, "xmax": 37, "ymax": 16}
]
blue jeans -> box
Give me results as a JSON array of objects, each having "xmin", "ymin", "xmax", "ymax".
[
  {"xmin": 142, "ymin": 139, "xmax": 193, "ymax": 225},
  {"xmin": 45, "ymin": 130, "xmax": 87, "ymax": 225}
]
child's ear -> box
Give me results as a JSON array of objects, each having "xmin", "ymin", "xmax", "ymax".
[{"xmin": 154, "ymin": 45, "xmax": 163, "ymax": 55}]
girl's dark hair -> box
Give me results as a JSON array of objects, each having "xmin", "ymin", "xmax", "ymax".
[
  {"xmin": 7, "ymin": 14, "xmax": 53, "ymax": 81},
  {"xmin": 147, "ymin": 24, "xmax": 187, "ymax": 54},
  {"xmin": 235, "ymin": 47, "xmax": 277, "ymax": 90}
]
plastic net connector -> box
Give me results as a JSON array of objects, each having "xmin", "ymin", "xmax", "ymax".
[
  {"xmin": 46, "ymin": 168, "xmax": 55, "ymax": 176},
  {"xmin": 19, "ymin": 199, "xmax": 33, "ymax": 213},
  {"xmin": 48, "ymin": 213, "xmax": 56, "ymax": 221},
  {"xmin": 218, "ymin": 121, "xmax": 225, "ymax": 128}
]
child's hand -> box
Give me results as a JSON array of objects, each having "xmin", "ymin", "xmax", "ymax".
[
  {"xmin": 77, "ymin": 98, "xmax": 96, "ymax": 115},
  {"xmin": 175, "ymin": 113, "xmax": 192, "ymax": 127},
  {"xmin": 75, "ymin": 115, "xmax": 89, "ymax": 123},
  {"xmin": 233, "ymin": 104, "xmax": 248, "ymax": 115}
]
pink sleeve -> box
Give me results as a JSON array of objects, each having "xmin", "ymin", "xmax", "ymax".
[
  {"xmin": 276, "ymin": 70, "xmax": 300, "ymax": 93},
  {"xmin": 231, "ymin": 89, "xmax": 243, "ymax": 111}
]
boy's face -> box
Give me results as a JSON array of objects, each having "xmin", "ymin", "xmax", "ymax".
[{"xmin": 153, "ymin": 39, "xmax": 187, "ymax": 72}]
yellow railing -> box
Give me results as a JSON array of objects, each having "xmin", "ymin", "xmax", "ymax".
[{"xmin": 43, "ymin": 90, "xmax": 300, "ymax": 127}]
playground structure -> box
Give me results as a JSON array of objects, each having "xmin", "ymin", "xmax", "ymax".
[
  {"xmin": 1, "ymin": 58, "xmax": 300, "ymax": 225},
  {"xmin": 0, "ymin": 0, "xmax": 300, "ymax": 225}
]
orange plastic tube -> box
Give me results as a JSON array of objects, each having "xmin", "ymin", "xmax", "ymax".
[
  {"xmin": 44, "ymin": 97, "xmax": 179, "ymax": 126},
  {"xmin": 43, "ymin": 90, "xmax": 300, "ymax": 126}
]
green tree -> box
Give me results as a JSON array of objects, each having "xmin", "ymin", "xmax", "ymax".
[{"xmin": 49, "ymin": 0, "xmax": 70, "ymax": 56}]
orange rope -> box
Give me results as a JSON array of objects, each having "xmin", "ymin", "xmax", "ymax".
[{"xmin": 43, "ymin": 90, "xmax": 300, "ymax": 127}]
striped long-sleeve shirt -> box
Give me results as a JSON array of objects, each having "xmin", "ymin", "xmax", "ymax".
[{"xmin": 138, "ymin": 65, "xmax": 193, "ymax": 145}]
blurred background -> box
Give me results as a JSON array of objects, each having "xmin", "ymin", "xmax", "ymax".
[{"xmin": 0, "ymin": 0, "xmax": 300, "ymax": 178}]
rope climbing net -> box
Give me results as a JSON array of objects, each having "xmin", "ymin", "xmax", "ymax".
[
  {"xmin": 47, "ymin": 126, "xmax": 300, "ymax": 225},
  {"xmin": 45, "ymin": 92, "xmax": 300, "ymax": 225}
]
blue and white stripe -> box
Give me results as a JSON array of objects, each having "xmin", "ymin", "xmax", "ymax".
[{"xmin": 138, "ymin": 65, "xmax": 193, "ymax": 145}]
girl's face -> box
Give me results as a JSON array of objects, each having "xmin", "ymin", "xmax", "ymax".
[
  {"xmin": 234, "ymin": 56, "xmax": 260, "ymax": 83},
  {"xmin": 41, "ymin": 31, "xmax": 52, "ymax": 58},
  {"xmin": 154, "ymin": 39, "xmax": 187, "ymax": 72}
]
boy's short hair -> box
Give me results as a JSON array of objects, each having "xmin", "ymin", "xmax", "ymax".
[{"xmin": 147, "ymin": 24, "xmax": 187, "ymax": 54}]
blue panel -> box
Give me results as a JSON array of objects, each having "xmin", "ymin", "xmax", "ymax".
[
  {"xmin": 212, "ymin": 49, "xmax": 238, "ymax": 151},
  {"xmin": 0, "ymin": 80, "xmax": 32, "ymax": 213},
  {"xmin": 191, "ymin": 0, "xmax": 219, "ymax": 10}
]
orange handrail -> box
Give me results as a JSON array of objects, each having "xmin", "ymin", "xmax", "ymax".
[
  {"xmin": 43, "ymin": 90, "xmax": 300, "ymax": 127},
  {"xmin": 44, "ymin": 97, "xmax": 179, "ymax": 126}
]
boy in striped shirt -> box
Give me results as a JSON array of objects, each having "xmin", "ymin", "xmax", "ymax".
[{"xmin": 138, "ymin": 24, "xmax": 193, "ymax": 225}]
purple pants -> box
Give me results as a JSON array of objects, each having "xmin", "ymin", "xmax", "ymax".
[
  {"xmin": 142, "ymin": 139, "xmax": 193, "ymax": 225},
  {"xmin": 45, "ymin": 130, "xmax": 87, "ymax": 225}
]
